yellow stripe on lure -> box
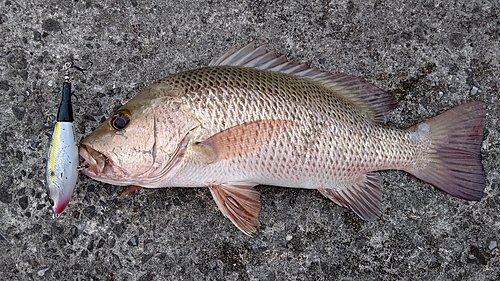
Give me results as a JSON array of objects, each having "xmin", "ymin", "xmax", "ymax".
[{"xmin": 46, "ymin": 79, "xmax": 79, "ymax": 216}]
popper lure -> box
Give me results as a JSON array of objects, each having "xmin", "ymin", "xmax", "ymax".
[{"xmin": 45, "ymin": 62, "xmax": 80, "ymax": 216}]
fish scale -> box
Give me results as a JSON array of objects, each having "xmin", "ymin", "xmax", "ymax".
[{"xmin": 79, "ymin": 43, "xmax": 486, "ymax": 235}]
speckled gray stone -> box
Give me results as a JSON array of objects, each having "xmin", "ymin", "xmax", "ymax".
[{"xmin": 0, "ymin": 0, "xmax": 499, "ymax": 280}]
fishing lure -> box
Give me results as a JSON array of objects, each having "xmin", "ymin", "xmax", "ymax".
[{"xmin": 45, "ymin": 62, "xmax": 80, "ymax": 216}]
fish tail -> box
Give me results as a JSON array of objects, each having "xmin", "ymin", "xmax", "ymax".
[{"xmin": 406, "ymin": 101, "xmax": 486, "ymax": 201}]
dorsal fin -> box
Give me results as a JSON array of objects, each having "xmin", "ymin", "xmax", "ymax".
[{"xmin": 209, "ymin": 42, "xmax": 397, "ymax": 122}]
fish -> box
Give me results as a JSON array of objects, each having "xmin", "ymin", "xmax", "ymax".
[
  {"xmin": 46, "ymin": 73, "xmax": 79, "ymax": 216},
  {"xmin": 79, "ymin": 43, "xmax": 486, "ymax": 235}
]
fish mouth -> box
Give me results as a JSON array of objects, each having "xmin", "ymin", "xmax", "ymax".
[
  {"xmin": 79, "ymin": 144, "xmax": 134, "ymax": 186},
  {"xmin": 79, "ymin": 144, "xmax": 111, "ymax": 176}
]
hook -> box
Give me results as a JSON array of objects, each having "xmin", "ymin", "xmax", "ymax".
[{"xmin": 63, "ymin": 61, "xmax": 93, "ymax": 82}]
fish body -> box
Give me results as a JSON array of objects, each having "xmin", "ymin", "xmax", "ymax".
[
  {"xmin": 79, "ymin": 43, "xmax": 486, "ymax": 235},
  {"xmin": 46, "ymin": 81, "xmax": 79, "ymax": 215}
]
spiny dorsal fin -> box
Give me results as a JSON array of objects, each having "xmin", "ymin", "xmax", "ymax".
[
  {"xmin": 318, "ymin": 172, "xmax": 383, "ymax": 220},
  {"xmin": 209, "ymin": 42, "xmax": 397, "ymax": 122}
]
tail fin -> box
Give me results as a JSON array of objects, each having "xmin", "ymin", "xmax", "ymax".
[{"xmin": 407, "ymin": 101, "xmax": 486, "ymax": 201}]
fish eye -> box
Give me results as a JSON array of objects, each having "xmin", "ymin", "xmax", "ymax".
[{"xmin": 110, "ymin": 110, "xmax": 131, "ymax": 130}]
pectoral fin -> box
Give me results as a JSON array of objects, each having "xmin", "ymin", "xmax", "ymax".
[
  {"xmin": 193, "ymin": 120, "xmax": 296, "ymax": 163},
  {"xmin": 318, "ymin": 172, "xmax": 383, "ymax": 221},
  {"xmin": 208, "ymin": 182, "xmax": 260, "ymax": 236}
]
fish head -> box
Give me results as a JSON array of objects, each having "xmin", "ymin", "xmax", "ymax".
[
  {"xmin": 79, "ymin": 104, "xmax": 156, "ymax": 185},
  {"xmin": 79, "ymin": 83, "xmax": 200, "ymax": 186}
]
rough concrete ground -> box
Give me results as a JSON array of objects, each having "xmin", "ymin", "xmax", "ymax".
[{"xmin": 1, "ymin": 0, "xmax": 499, "ymax": 280}]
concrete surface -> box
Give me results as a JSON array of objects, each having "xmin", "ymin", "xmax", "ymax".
[{"xmin": 1, "ymin": 0, "xmax": 499, "ymax": 280}]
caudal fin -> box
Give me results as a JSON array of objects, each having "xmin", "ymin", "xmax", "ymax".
[{"xmin": 407, "ymin": 101, "xmax": 486, "ymax": 201}]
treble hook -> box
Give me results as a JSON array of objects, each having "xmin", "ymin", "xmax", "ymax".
[
  {"xmin": 63, "ymin": 61, "xmax": 93, "ymax": 82},
  {"xmin": 62, "ymin": 61, "xmax": 92, "ymax": 102}
]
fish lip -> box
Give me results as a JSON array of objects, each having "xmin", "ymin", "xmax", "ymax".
[
  {"xmin": 79, "ymin": 144, "xmax": 130, "ymax": 181},
  {"xmin": 79, "ymin": 144, "xmax": 108, "ymax": 176}
]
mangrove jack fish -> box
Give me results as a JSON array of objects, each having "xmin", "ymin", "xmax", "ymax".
[
  {"xmin": 46, "ymin": 66, "xmax": 79, "ymax": 216},
  {"xmin": 79, "ymin": 43, "xmax": 486, "ymax": 235}
]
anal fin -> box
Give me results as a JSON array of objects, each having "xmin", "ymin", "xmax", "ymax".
[
  {"xmin": 318, "ymin": 172, "xmax": 383, "ymax": 221},
  {"xmin": 208, "ymin": 182, "xmax": 260, "ymax": 236}
]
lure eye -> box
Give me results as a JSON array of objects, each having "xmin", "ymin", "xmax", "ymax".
[
  {"xmin": 110, "ymin": 110, "xmax": 131, "ymax": 130},
  {"xmin": 48, "ymin": 198, "xmax": 55, "ymax": 207}
]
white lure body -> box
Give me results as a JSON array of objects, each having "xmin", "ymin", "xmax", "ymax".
[{"xmin": 46, "ymin": 121, "xmax": 79, "ymax": 215}]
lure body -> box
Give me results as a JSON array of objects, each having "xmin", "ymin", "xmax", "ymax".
[{"xmin": 46, "ymin": 81, "xmax": 79, "ymax": 215}]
